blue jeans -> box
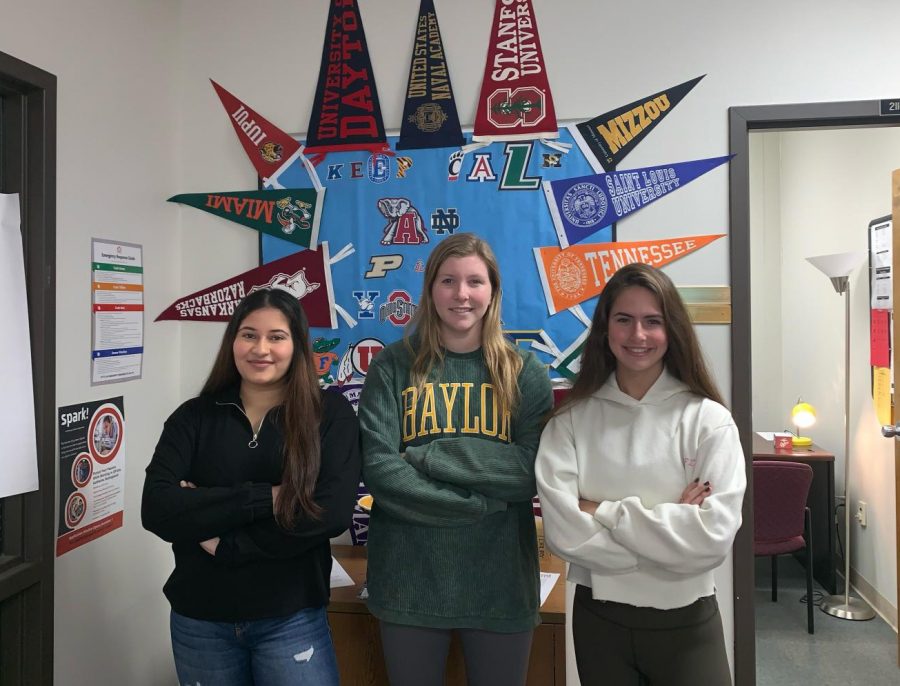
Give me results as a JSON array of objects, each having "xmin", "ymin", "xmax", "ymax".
[{"xmin": 170, "ymin": 606, "xmax": 339, "ymax": 685}]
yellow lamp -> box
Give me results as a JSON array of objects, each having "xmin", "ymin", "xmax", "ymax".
[{"xmin": 791, "ymin": 401, "xmax": 816, "ymax": 447}]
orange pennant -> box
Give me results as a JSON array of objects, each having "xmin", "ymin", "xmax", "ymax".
[{"xmin": 534, "ymin": 234, "xmax": 725, "ymax": 314}]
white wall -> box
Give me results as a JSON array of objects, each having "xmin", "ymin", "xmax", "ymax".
[
  {"xmin": 2, "ymin": 0, "xmax": 900, "ymax": 683},
  {"xmin": 751, "ymin": 127, "xmax": 900, "ymax": 616}
]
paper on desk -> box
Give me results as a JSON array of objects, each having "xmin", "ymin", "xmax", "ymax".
[
  {"xmin": 756, "ymin": 431, "xmax": 775, "ymax": 441},
  {"xmin": 330, "ymin": 556, "xmax": 354, "ymax": 589},
  {"xmin": 539, "ymin": 572, "xmax": 560, "ymax": 607}
]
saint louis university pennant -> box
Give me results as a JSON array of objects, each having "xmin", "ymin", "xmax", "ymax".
[
  {"xmin": 210, "ymin": 80, "xmax": 301, "ymax": 180},
  {"xmin": 573, "ymin": 75, "xmax": 706, "ymax": 172},
  {"xmin": 397, "ymin": 0, "xmax": 465, "ymax": 150},
  {"xmin": 304, "ymin": 0, "xmax": 389, "ymax": 156},
  {"xmin": 156, "ymin": 243, "xmax": 337, "ymax": 328},
  {"xmin": 472, "ymin": 0, "xmax": 558, "ymax": 143},
  {"xmin": 168, "ymin": 189, "xmax": 324, "ymax": 249}
]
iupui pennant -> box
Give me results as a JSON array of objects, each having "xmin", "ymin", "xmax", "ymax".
[
  {"xmin": 168, "ymin": 189, "xmax": 324, "ymax": 249},
  {"xmin": 210, "ymin": 80, "xmax": 302, "ymax": 181},
  {"xmin": 573, "ymin": 76, "xmax": 705, "ymax": 173},
  {"xmin": 544, "ymin": 155, "xmax": 733, "ymax": 247},
  {"xmin": 397, "ymin": 0, "xmax": 465, "ymax": 150},
  {"xmin": 534, "ymin": 234, "xmax": 725, "ymax": 315},
  {"xmin": 472, "ymin": 0, "xmax": 558, "ymax": 143},
  {"xmin": 304, "ymin": 0, "xmax": 389, "ymax": 156},
  {"xmin": 156, "ymin": 243, "xmax": 338, "ymax": 328}
]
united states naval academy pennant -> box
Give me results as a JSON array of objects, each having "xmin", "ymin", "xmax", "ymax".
[
  {"xmin": 156, "ymin": 243, "xmax": 338, "ymax": 328},
  {"xmin": 210, "ymin": 80, "xmax": 304, "ymax": 182},
  {"xmin": 472, "ymin": 0, "xmax": 559, "ymax": 143},
  {"xmin": 572, "ymin": 75, "xmax": 705, "ymax": 173},
  {"xmin": 396, "ymin": 0, "xmax": 465, "ymax": 150},
  {"xmin": 544, "ymin": 155, "xmax": 733, "ymax": 247},
  {"xmin": 534, "ymin": 234, "xmax": 725, "ymax": 315},
  {"xmin": 304, "ymin": 0, "xmax": 390, "ymax": 156},
  {"xmin": 167, "ymin": 189, "xmax": 324, "ymax": 250}
]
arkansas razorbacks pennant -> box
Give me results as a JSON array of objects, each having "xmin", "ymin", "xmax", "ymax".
[
  {"xmin": 397, "ymin": 0, "xmax": 465, "ymax": 150},
  {"xmin": 544, "ymin": 155, "xmax": 733, "ymax": 247},
  {"xmin": 534, "ymin": 234, "xmax": 725, "ymax": 315},
  {"xmin": 156, "ymin": 243, "xmax": 337, "ymax": 328},
  {"xmin": 168, "ymin": 189, "xmax": 324, "ymax": 249},
  {"xmin": 573, "ymin": 76, "xmax": 705, "ymax": 173},
  {"xmin": 305, "ymin": 0, "xmax": 389, "ymax": 156},
  {"xmin": 472, "ymin": 0, "xmax": 558, "ymax": 143},
  {"xmin": 210, "ymin": 80, "xmax": 302, "ymax": 180}
]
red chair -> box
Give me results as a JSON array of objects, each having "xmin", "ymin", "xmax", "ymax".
[{"xmin": 753, "ymin": 460, "xmax": 815, "ymax": 634}]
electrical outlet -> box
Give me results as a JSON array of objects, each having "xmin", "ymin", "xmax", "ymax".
[{"xmin": 856, "ymin": 501, "xmax": 868, "ymax": 527}]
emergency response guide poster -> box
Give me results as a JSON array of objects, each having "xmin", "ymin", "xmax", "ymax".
[{"xmin": 56, "ymin": 397, "xmax": 125, "ymax": 556}]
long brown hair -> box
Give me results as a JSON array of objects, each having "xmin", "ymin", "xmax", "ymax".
[
  {"xmin": 557, "ymin": 263, "xmax": 725, "ymax": 414},
  {"xmin": 201, "ymin": 288, "xmax": 322, "ymax": 527},
  {"xmin": 407, "ymin": 233, "xmax": 523, "ymax": 414}
]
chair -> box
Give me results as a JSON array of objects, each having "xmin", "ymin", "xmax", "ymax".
[{"xmin": 753, "ymin": 460, "xmax": 815, "ymax": 634}]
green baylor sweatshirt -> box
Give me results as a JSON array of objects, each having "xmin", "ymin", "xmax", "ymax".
[{"xmin": 359, "ymin": 338, "xmax": 553, "ymax": 632}]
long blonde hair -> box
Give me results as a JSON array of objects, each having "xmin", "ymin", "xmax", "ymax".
[{"xmin": 407, "ymin": 233, "xmax": 522, "ymax": 413}]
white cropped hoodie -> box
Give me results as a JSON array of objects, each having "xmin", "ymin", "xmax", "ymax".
[{"xmin": 535, "ymin": 370, "xmax": 746, "ymax": 610}]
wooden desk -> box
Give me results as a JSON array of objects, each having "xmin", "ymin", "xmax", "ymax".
[
  {"xmin": 328, "ymin": 545, "xmax": 566, "ymax": 686},
  {"xmin": 751, "ymin": 434, "xmax": 837, "ymax": 594}
]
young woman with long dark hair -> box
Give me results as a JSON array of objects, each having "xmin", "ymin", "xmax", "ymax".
[
  {"xmin": 536, "ymin": 263, "xmax": 745, "ymax": 686},
  {"xmin": 142, "ymin": 287, "xmax": 360, "ymax": 685},
  {"xmin": 358, "ymin": 233, "xmax": 553, "ymax": 686}
]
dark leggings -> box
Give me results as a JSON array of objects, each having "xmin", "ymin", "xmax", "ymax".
[
  {"xmin": 379, "ymin": 621, "xmax": 534, "ymax": 686},
  {"xmin": 573, "ymin": 585, "xmax": 732, "ymax": 686}
]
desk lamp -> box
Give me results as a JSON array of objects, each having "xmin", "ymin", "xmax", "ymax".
[
  {"xmin": 790, "ymin": 400, "xmax": 816, "ymax": 447},
  {"xmin": 805, "ymin": 251, "xmax": 874, "ymax": 621}
]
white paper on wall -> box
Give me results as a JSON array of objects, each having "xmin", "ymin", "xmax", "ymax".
[{"xmin": 0, "ymin": 193, "xmax": 39, "ymax": 497}]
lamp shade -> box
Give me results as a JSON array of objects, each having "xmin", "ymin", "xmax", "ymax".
[
  {"xmin": 805, "ymin": 251, "xmax": 867, "ymax": 279},
  {"xmin": 791, "ymin": 401, "xmax": 817, "ymax": 429}
]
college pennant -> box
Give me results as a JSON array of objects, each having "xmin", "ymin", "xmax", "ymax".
[
  {"xmin": 472, "ymin": 0, "xmax": 558, "ymax": 143},
  {"xmin": 167, "ymin": 189, "xmax": 324, "ymax": 249},
  {"xmin": 574, "ymin": 76, "xmax": 705, "ymax": 172},
  {"xmin": 305, "ymin": 0, "xmax": 389, "ymax": 156},
  {"xmin": 544, "ymin": 155, "xmax": 732, "ymax": 247},
  {"xmin": 397, "ymin": 0, "xmax": 465, "ymax": 150},
  {"xmin": 210, "ymin": 80, "xmax": 302, "ymax": 180},
  {"xmin": 534, "ymin": 234, "xmax": 725, "ymax": 315},
  {"xmin": 156, "ymin": 243, "xmax": 337, "ymax": 328}
]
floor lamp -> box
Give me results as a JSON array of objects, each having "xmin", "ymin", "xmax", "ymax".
[{"xmin": 806, "ymin": 251, "xmax": 875, "ymax": 621}]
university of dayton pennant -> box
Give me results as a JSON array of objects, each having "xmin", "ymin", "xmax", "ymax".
[
  {"xmin": 305, "ymin": 0, "xmax": 389, "ymax": 156},
  {"xmin": 156, "ymin": 243, "xmax": 337, "ymax": 328},
  {"xmin": 574, "ymin": 76, "xmax": 705, "ymax": 172},
  {"xmin": 472, "ymin": 0, "xmax": 558, "ymax": 143},
  {"xmin": 210, "ymin": 80, "xmax": 302, "ymax": 180},
  {"xmin": 397, "ymin": 0, "xmax": 465, "ymax": 150},
  {"xmin": 534, "ymin": 234, "xmax": 724, "ymax": 315},
  {"xmin": 544, "ymin": 155, "xmax": 732, "ymax": 247},
  {"xmin": 167, "ymin": 189, "xmax": 324, "ymax": 249}
]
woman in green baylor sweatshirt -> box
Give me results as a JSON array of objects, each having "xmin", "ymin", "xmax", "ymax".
[{"xmin": 359, "ymin": 233, "xmax": 553, "ymax": 686}]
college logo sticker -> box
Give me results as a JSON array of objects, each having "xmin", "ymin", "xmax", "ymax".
[
  {"xmin": 377, "ymin": 197, "xmax": 429, "ymax": 245},
  {"xmin": 368, "ymin": 154, "xmax": 391, "ymax": 183},
  {"xmin": 313, "ymin": 337, "xmax": 341, "ymax": 383},
  {"xmin": 379, "ymin": 290, "xmax": 417, "ymax": 326},
  {"xmin": 353, "ymin": 290, "xmax": 380, "ymax": 319},
  {"xmin": 351, "ymin": 337, "xmax": 385, "ymax": 376}
]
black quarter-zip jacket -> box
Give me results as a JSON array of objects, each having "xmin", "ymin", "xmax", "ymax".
[{"xmin": 141, "ymin": 386, "xmax": 361, "ymax": 622}]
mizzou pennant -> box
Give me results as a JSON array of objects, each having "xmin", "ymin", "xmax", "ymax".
[
  {"xmin": 168, "ymin": 188, "xmax": 324, "ymax": 249},
  {"xmin": 473, "ymin": 0, "xmax": 558, "ymax": 143},
  {"xmin": 305, "ymin": 0, "xmax": 389, "ymax": 155},
  {"xmin": 534, "ymin": 234, "xmax": 725, "ymax": 315},
  {"xmin": 574, "ymin": 76, "xmax": 705, "ymax": 172},
  {"xmin": 397, "ymin": 0, "xmax": 465, "ymax": 150},
  {"xmin": 156, "ymin": 243, "xmax": 337, "ymax": 328},
  {"xmin": 210, "ymin": 80, "xmax": 301, "ymax": 180}
]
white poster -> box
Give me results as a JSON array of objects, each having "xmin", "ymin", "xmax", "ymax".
[
  {"xmin": 0, "ymin": 193, "xmax": 39, "ymax": 497},
  {"xmin": 91, "ymin": 239, "xmax": 144, "ymax": 384}
]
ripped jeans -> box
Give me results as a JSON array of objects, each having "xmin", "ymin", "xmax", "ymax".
[{"xmin": 170, "ymin": 606, "xmax": 339, "ymax": 686}]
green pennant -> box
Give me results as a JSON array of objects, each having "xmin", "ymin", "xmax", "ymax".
[{"xmin": 168, "ymin": 188, "xmax": 324, "ymax": 248}]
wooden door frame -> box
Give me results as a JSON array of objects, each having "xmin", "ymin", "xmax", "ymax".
[
  {"xmin": 0, "ymin": 49, "xmax": 56, "ymax": 684},
  {"xmin": 729, "ymin": 100, "xmax": 900, "ymax": 683}
]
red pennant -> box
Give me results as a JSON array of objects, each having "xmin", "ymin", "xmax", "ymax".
[
  {"xmin": 210, "ymin": 79, "xmax": 302, "ymax": 180},
  {"xmin": 473, "ymin": 0, "xmax": 558, "ymax": 143},
  {"xmin": 156, "ymin": 244, "xmax": 337, "ymax": 328}
]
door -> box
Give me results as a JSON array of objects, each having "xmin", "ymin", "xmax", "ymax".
[{"xmin": 893, "ymin": 169, "xmax": 900, "ymax": 667}]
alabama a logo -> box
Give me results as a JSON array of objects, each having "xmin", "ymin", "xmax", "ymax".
[
  {"xmin": 377, "ymin": 198, "xmax": 429, "ymax": 245},
  {"xmin": 561, "ymin": 182, "xmax": 608, "ymax": 228},
  {"xmin": 379, "ymin": 290, "xmax": 417, "ymax": 326}
]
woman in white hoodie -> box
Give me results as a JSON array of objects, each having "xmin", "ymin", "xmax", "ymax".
[{"xmin": 535, "ymin": 263, "xmax": 745, "ymax": 686}]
